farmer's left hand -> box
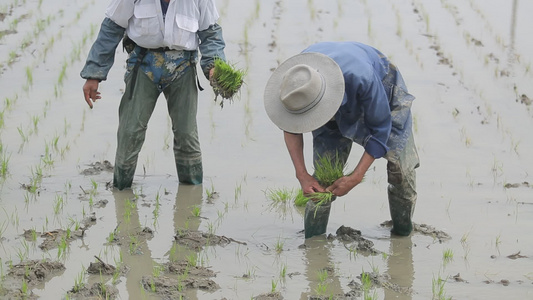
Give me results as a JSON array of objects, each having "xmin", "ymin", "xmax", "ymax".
[
  {"xmin": 208, "ymin": 68, "xmax": 215, "ymax": 86},
  {"xmin": 326, "ymin": 173, "xmax": 363, "ymax": 197}
]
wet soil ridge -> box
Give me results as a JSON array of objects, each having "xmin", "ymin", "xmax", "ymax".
[
  {"xmin": 23, "ymin": 213, "xmax": 96, "ymax": 251},
  {"xmin": 67, "ymin": 282, "xmax": 119, "ymax": 300},
  {"xmin": 358, "ymin": 271, "xmax": 413, "ymax": 295},
  {"xmin": 80, "ymin": 160, "xmax": 114, "ymax": 176},
  {"xmin": 140, "ymin": 260, "xmax": 219, "ymax": 299},
  {"xmin": 1, "ymin": 259, "xmax": 65, "ymax": 299},
  {"xmin": 380, "ymin": 221, "xmax": 451, "ymax": 242},
  {"xmin": 174, "ymin": 228, "xmax": 247, "ymax": 251},
  {"xmin": 328, "ymin": 225, "xmax": 380, "ymax": 254}
]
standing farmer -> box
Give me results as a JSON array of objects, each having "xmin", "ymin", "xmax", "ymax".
[
  {"xmin": 81, "ymin": 0, "xmax": 226, "ymax": 189},
  {"xmin": 264, "ymin": 41, "xmax": 419, "ymax": 237}
]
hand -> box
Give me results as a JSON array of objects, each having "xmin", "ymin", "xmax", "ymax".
[
  {"xmin": 208, "ymin": 68, "xmax": 215, "ymax": 87},
  {"xmin": 326, "ymin": 173, "xmax": 363, "ymax": 197},
  {"xmin": 297, "ymin": 173, "xmax": 325, "ymax": 195},
  {"xmin": 83, "ymin": 79, "xmax": 101, "ymax": 108}
]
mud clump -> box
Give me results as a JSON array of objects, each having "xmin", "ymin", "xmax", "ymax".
[
  {"xmin": 67, "ymin": 282, "xmax": 119, "ymax": 300},
  {"xmin": 174, "ymin": 228, "xmax": 246, "ymax": 251},
  {"xmin": 328, "ymin": 225, "xmax": 380, "ymax": 254},
  {"xmin": 140, "ymin": 260, "xmax": 220, "ymax": 299},
  {"xmin": 361, "ymin": 271, "xmax": 413, "ymax": 295},
  {"xmin": 1, "ymin": 260, "xmax": 65, "ymax": 299},
  {"xmin": 380, "ymin": 221, "xmax": 451, "ymax": 242},
  {"xmin": 252, "ymin": 292, "xmax": 284, "ymax": 300},
  {"xmin": 80, "ymin": 160, "xmax": 114, "ymax": 175}
]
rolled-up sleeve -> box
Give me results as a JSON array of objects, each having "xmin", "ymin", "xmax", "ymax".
[
  {"xmin": 197, "ymin": 23, "xmax": 226, "ymax": 79},
  {"xmin": 80, "ymin": 18, "xmax": 125, "ymax": 81}
]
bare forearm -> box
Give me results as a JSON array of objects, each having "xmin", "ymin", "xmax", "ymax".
[
  {"xmin": 283, "ymin": 131, "xmax": 308, "ymax": 178},
  {"xmin": 348, "ymin": 151, "xmax": 375, "ymax": 182}
]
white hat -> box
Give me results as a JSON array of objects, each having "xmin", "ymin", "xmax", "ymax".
[{"xmin": 264, "ymin": 52, "xmax": 345, "ymax": 133}]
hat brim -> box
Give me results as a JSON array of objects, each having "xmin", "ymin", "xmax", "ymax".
[{"xmin": 264, "ymin": 52, "xmax": 345, "ymax": 133}]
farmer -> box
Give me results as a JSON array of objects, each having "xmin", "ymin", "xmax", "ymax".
[
  {"xmin": 81, "ymin": 0, "xmax": 226, "ymax": 189},
  {"xmin": 264, "ymin": 41, "xmax": 420, "ymax": 236}
]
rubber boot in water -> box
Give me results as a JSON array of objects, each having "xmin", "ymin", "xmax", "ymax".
[{"xmin": 304, "ymin": 199, "xmax": 332, "ymax": 238}]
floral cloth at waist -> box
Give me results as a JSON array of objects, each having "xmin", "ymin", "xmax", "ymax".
[{"xmin": 125, "ymin": 46, "xmax": 198, "ymax": 92}]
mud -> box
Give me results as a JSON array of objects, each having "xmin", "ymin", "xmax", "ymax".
[
  {"xmin": 1, "ymin": 260, "xmax": 65, "ymax": 299},
  {"xmin": 174, "ymin": 228, "xmax": 247, "ymax": 251},
  {"xmin": 0, "ymin": 0, "xmax": 532, "ymax": 299}
]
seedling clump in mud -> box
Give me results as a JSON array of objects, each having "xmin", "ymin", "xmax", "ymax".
[{"xmin": 211, "ymin": 57, "xmax": 245, "ymax": 107}]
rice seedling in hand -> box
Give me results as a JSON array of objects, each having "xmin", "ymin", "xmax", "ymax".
[
  {"xmin": 314, "ymin": 153, "xmax": 347, "ymax": 187},
  {"xmin": 210, "ymin": 58, "xmax": 245, "ymax": 108},
  {"xmin": 308, "ymin": 153, "xmax": 348, "ymax": 212},
  {"xmin": 294, "ymin": 189, "xmax": 309, "ymax": 207}
]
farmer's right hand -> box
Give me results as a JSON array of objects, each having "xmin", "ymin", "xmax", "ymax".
[
  {"xmin": 83, "ymin": 79, "xmax": 101, "ymax": 109},
  {"xmin": 297, "ymin": 173, "xmax": 325, "ymax": 195}
]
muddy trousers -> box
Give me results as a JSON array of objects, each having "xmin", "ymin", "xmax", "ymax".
[
  {"xmin": 113, "ymin": 67, "xmax": 202, "ymax": 190},
  {"xmin": 312, "ymin": 126, "xmax": 419, "ymax": 236}
]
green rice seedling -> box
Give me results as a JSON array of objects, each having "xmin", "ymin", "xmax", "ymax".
[
  {"xmin": 54, "ymin": 194, "xmax": 64, "ymax": 215},
  {"xmin": 17, "ymin": 126, "xmax": 28, "ymax": 143},
  {"xmin": 271, "ymin": 279, "xmax": 278, "ymax": 293},
  {"xmin": 432, "ymin": 274, "xmax": 451, "ymax": 300},
  {"xmin": 265, "ymin": 187, "xmax": 294, "ymax": 203},
  {"xmin": 72, "ymin": 267, "xmax": 86, "ymax": 293},
  {"xmin": 280, "ymin": 263, "xmax": 287, "ymax": 279},
  {"xmin": 191, "ymin": 205, "xmax": 201, "ymax": 217},
  {"xmin": 152, "ymin": 264, "xmax": 163, "ymax": 278},
  {"xmin": 0, "ymin": 110, "xmax": 4, "ymax": 129},
  {"xmin": 25, "ymin": 66, "xmax": 33, "ymax": 86},
  {"xmin": 234, "ymin": 182, "xmax": 242, "ymax": 201},
  {"xmin": 21, "ymin": 279, "xmax": 28, "ymax": 298},
  {"xmin": 443, "ymin": 248, "xmax": 454, "ymax": 266},
  {"xmin": 211, "ymin": 57, "xmax": 245, "ymax": 107},
  {"xmin": 57, "ymin": 236, "xmax": 68, "ymax": 259},
  {"xmin": 186, "ymin": 253, "xmax": 198, "ymax": 267},
  {"xmin": 294, "ymin": 189, "xmax": 309, "ymax": 207},
  {"xmin": 129, "ymin": 235, "xmax": 139, "ymax": 255},
  {"xmin": 274, "ymin": 236, "xmax": 284, "ymax": 253},
  {"xmin": 0, "ymin": 152, "xmax": 10, "ymax": 177},
  {"xmin": 314, "ymin": 153, "xmax": 347, "ymax": 187},
  {"xmin": 168, "ymin": 243, "xmax": 178, "ymax": 262}
]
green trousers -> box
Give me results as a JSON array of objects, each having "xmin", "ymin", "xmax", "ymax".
[{"xmin": 113, "ymin": 66, "xmax": 202, "ymax": 190}]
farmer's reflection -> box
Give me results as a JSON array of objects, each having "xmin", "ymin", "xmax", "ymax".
[
  {"xmin": 112, "ymin": 188, "xmax": 155, "ymax": 299},
  {"xmin": 300, "ymin": 238, "xmax": 343, "ymax": 299},
  {"xmin": 385, "ymin": 236, "xmax": 414, "ymax": 300},
  {"xmin": 300, "ymin": 235, "xmax": 413, "ymax": 299},
  {"xmin": 112, "ymin": 184, "xmax": 203, "ymax": 299}
]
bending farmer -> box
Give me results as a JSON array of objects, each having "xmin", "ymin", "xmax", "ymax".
[
  {"xmin": 81, "ymin": 0, "xmax": 226, "ymax": 189},
  {"xmin": 264, "ymin": 41, "xmax": 420, "ymax": 237}
]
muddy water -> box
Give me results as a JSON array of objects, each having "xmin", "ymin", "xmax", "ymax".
[{"xmin": 1, "ymin": 0, "xmax": 532, "ymax": 299}]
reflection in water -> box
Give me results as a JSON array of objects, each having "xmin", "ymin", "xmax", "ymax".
[
  {"xmin": 299, "ymin": 234, "xmax": 414, "ymax": 299},
  {"xmin": 385, "ymin": 236, "xmax": 414, "ymax": 300},
  {"xmin": 300, "ymin": 237, "xmax": 343, "ymax": 300},
  {"xmin": 111, "ymin": 184, "xmax": 204, "ymax": 300},
  {"xmin": 112, "ymin": 189, "xmax": 155, "ymax": 300}
]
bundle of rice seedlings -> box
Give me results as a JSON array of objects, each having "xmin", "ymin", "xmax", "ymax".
[
  {"xmin": 294, "ymin": 189, "xmax": 309, "ymax": 207},
  {"xmin": 211, "ymin": 58, "xmax": 245, "ymax": 108},
  {"xmin": 308, "ymin": 153, "xmax": 348, "ymax": 213},
  {"xmin": 314, "ymin": 153, "xmax": 347, "ymax": 187}
]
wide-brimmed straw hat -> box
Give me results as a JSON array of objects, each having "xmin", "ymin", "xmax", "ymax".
[{"xmin": 264, "ymin": 52, "xmax": 345, "ymax": 133}]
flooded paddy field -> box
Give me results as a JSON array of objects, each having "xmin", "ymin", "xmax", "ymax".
[{"xmin": 0, "ymin": 0, "xmax": 532, "ymax": 299}]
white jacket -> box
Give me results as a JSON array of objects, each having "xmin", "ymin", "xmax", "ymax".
[{"xmin": 105, "ymin": 0, "xmax": 219, "ymax": 50}]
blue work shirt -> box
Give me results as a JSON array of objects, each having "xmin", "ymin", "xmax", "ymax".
[{"xmin": 304, "ymin": 42, "xmax": 415, "ymax": 160}]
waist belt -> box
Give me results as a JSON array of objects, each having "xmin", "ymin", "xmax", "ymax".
[{"xmin": 148, "ymin": 47, "xmax": 173, "ymax": 52}]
